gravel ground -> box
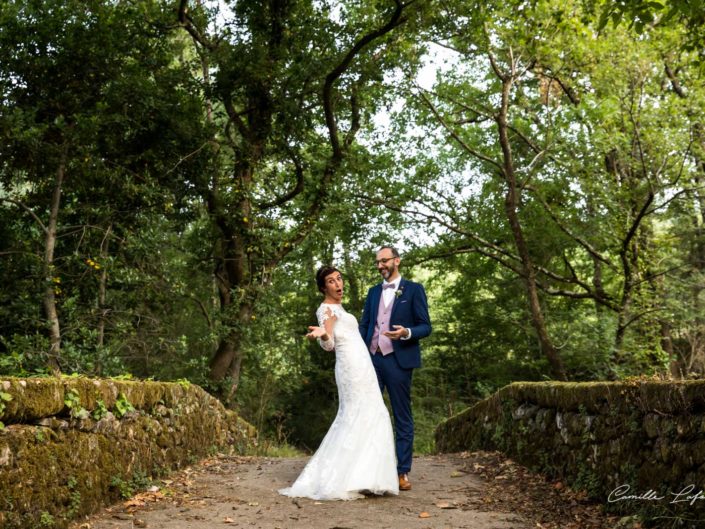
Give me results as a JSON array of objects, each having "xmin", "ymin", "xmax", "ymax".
[{"xmin": 70, "ymin": 451, "xmax": 627, "ymax": 529}]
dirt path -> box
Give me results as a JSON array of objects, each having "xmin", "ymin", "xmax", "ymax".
[{"xmin": 71, "ymin": 452, "xmax": 623, "ymax": 529}]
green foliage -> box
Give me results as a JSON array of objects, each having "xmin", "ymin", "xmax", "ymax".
[
  {"xmin": 92, "ymin": 400, "xmax": 108, "ymax": 421},
  {"xmin": 0, "ymin": 335, "xmax": 52, "ymax": 377},
  {"xmin": 109, "ymin": 470, "xmax": 152, "ymax": 500},
  {"xmin": 0, "ymin": 0, "xmax": 212, "ymax": 378},
  {"xmin": 109, "ymin": 475, "xmax": 133, "ymax": 500},
  {"xmin": 0, "ymin": 0, "xmax": 703, "ymax": 459},
  {"xmin": 596, "ymin": 0, "xmax": 705, "ymax": 52},
  {"xmin": 0, "ymin": 390, "xmax": 12, "ymax": 429},
  {"xmin": 34, "ymin": 427, "xmax": 46, "ymax": 443},
  {"xmin": 113, "ymin": 393, "xmax": 135, "ymax": 419},
  {"xmin": 63, "ymin": 389, "xmax": 89, "ymax": 420},
  {"xmin": 39, "ymin": 511, "xmax": 54, "ymax": 527},
  {"xmin": 573, "ymin": 463, "xmax": 602, "ymax": 497},
  {"xmin": 65, "ymin": 476, "xmax": 81, "ymax": 518}
]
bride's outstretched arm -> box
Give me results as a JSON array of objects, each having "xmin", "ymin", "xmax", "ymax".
[{"xmin": 306, "ymin": 307, "xmax": 337, "ymax": 351}]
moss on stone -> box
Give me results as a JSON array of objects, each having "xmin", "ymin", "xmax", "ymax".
[
  {"xmin": 0, "ymin": 378, "xmax": 256, "ymax": 529},
  {"xmin": 435, "ymin": 380, "xmax": 705, "ymax": 520},
  {"xmin": 0, "ymin": 377, "xmax": 65, "ymax": 424}
]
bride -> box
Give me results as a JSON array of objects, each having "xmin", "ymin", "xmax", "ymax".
[{"xmin": 278, "ymin": 265, "xmax": 399, "ymax": 500}]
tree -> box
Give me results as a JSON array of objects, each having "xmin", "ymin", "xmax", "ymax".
[
  {"xmin": 176, "ymin": 0, "xmax": 427, "ymax": 400},
  {"xmin": 596, "ymin": 0, "xmax": 705, "ymax": 52},
  {"xmin": 0, "ymin": 0, "xmax": 210, "ymax": 373},
  {"xmin": 365, "ymin": 0, "xmax": 704, "ymax": 379}
]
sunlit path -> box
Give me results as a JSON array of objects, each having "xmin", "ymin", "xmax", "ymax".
[
  {"xmin": 70, "ymin": 452, "xmax": 624, "ymax": 529},
  {"xmin": 71, "ymin": 455, "xmax": 522, "ymax": 529}
]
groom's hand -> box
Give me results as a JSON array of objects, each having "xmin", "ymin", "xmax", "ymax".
[{"xmin": 383, "ymin": 325, "xmax": 409, "ymax": 340}]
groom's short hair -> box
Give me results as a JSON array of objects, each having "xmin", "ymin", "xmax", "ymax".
[{"xmin": 378, "ymin": 245, "xmax": 400, "ymax": 258}]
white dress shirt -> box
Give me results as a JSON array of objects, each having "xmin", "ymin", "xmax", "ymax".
[
  {"xmin": 382, "ymin": 276, "xmax": 411, "ymax": 339},
  {"xmin": 382, "ymin": 276, "xmax": 402, "ymax": 308}
]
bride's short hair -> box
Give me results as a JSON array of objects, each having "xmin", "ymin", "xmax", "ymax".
[{"xmin": 316, "ymin": 265, "xmax": 341, "ymax": 293}]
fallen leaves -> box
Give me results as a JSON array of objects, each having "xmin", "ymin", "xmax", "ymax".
[
  {"xmin": 123, "ymin": 490, "xmax": 164, "ymax": 510},
  {"xmin": 452, "ymin": 451, "xmax": 638, "ymax": 529}
]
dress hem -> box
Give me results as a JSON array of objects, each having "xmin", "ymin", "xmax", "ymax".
[{"xmin": 277, "ymin": 487, "xmax": 399, "ymax": 501}]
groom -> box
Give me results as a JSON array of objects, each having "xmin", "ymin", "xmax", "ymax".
[{"xmin": 358, "ymin": 246, "xmax": 432, "ymax": 491}]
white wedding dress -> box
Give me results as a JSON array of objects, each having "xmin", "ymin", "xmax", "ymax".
[{"xmin": 279, "ymin": 303, "xmax": 399, "ymax": 500}]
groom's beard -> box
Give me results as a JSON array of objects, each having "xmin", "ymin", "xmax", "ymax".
[{"xmin": 380, "ymin": 265, "xmax": 396, "ymax": 280}]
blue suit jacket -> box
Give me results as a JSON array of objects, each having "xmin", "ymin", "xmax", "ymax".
[{"xmin": 358, "ymin": 278, "xmax": 432, "ymax": 369}]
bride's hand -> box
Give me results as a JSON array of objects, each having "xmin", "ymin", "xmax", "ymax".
[
  {"xmin": 323, "ymin": 307, "xmax": 336, "ymax": 322},
  {"xmin": 306, "ymin": 326, "xmax": 329, "ymax": 341}
]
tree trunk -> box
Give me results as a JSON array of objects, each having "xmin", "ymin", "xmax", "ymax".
[
  {"xmin": 613, "ymin": 294, "xmax": 631, "ymax": 355},
  {"xmin": 342, "ymin": 240, "xmax": 362, "ymax": 314},
  {"xmin": 494, "ymin": 67, "xmax": 567, "ymax": 381},
  {"xmin": 43, "ymin": 147, "xmax": 67, "ymax": 375},
  {"xmin": 207, "ymin": 166, "xmax": 256, "ymax": 399},
  {"xmin": 690, "ymin": 124, "xmax": 705, "ymax": 375},
  {"xmin": 661, "ymin": 321, "xmax": 682, "ymax": 378},
  {"xmin": 209, "ymin": 297, "xmax": 253, "ymax": 372},
  {"xmin": 180, "ymin": 0, "xmax": 410, "ymax": 400},
  {"xmin": 614, "ymin": 176, "xmax": 654, "ymax": 361},
  {"xmin": 96, "ymin": 224, "xmax": 111, "ymax": 353}
]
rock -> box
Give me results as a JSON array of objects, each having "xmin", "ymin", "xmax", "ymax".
[
  {"xmin": 676, "ymin": 415, "xmax": 694, "ymax": 438},
  {"xmin": 36, "ymin": 417, "xmax": 69, "ymax": 430},
  {"xmin": 0, "ymin": 445, "xmax": 12, "ymax": 466},
  {"xmin": 93, "ymin": 412, "xmax": 121, "ymax": 435},
  {"xmin": 512, "ymin": 403, "xmax": 538, "ymax": 420},
  {"xmin": 643, "ymin": 414, "xmax": 660, "ymax": 438}
]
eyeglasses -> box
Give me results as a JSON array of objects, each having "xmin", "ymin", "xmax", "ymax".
[{"xmin": 374, "ymin": 257, "xmax": 395, "ymax": 266}]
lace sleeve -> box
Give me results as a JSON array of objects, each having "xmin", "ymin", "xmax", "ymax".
[{"xmin": 316, "ymin": 304, "xmax": 340, "ymax": 351}]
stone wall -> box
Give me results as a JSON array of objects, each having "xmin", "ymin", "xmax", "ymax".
[
  {"xmin": 0, "ymin": 377, "xmax": 256, "ymax": 529},
  {"xmin": 435, "ymin": 381, "xmax": 705, "ymax": 520}
]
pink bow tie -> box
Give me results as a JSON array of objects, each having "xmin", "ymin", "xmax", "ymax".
[{"xmin": 383, "ymin": 283, "xmax": 395, "ymax": 290}]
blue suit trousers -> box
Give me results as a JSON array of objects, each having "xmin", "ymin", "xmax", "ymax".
[{"xmin": 371, "ymin": 351, "xmax": 413, "ymax": 475}]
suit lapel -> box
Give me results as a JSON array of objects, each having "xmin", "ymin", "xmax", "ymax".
[
  {"xmin": 370, "ymin": 283, "xmax": 383, "ymax": 324},
  {"xmin": 390, "ymin": 278, "xmax": 407, "ymax": 318}
]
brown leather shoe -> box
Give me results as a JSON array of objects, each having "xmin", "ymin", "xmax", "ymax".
[{"xmin": 398, "ymin": 473, "xmax": 411, "ymax": 491}]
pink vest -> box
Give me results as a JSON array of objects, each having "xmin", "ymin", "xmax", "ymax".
[{"xmin": 370, "ymin": 293, "xmax": 394, "ymax": 355}]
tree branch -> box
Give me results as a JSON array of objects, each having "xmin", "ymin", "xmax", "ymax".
[
  {"xmin": 270, "ymin": 0, "xmax": 413, "ymax": 266},
  {"xmin": 256, "ymin": 149, "xmax": 306, "ymax": 210},
  {"xmin": 178, "ymin": 0, "xmax": 216, "ymax": 50},
  {"xmin": 0, "ymin": 250, "xmax": 41, "ymax": 258},
  {"xmin": 323, "ymin": 0, "xmax": 407, "ymax": 159},
  {"xmin": 646, "ymin": 185, "xmax": 705, "ymax": 215},
  {"xmin": 344, "ymin": 84, "xmax": 361, "ymax": 149},
  {"xmin": 622, "ymin": 191, "xmax": 655, "ymax": 259},
  {"xmin": 0, "ymin": 198, "xmax": 48, "ymax": 234},
  {"xmin": 182, "ymin": 292, "xmax": 214, "ymax": 330},
  {"xmin": 524, "ymin": 184, "xmax": 615, "ymax": 269},
  {"xmin": 416, "ymin": 89, "xmax": 504, "ymax": 172},
  {"xmin": 664, "ymin": 62, "xmax": 687, "ymax": 99}
]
